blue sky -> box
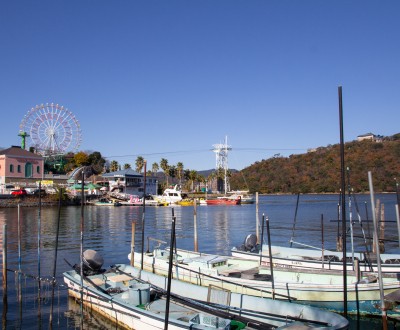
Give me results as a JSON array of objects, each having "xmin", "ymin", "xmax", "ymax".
[{"xmin": 1, "ymin": 1, "xmax": 399, "ymax": 171}]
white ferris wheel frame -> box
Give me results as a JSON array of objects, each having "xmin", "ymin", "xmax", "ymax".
[{"xmin": 20, "ymin": 103, "xmax": 82, "ymax": 155}]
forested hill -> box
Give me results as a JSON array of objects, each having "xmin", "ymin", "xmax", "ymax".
[{"xmin": 230, "ymin": 135, "xmax": 400, "ymax": 194}]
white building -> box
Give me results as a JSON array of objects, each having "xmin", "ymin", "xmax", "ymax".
[{"xmin": 101, "ymin": 168, "xmax": 157, "ymax": 197}]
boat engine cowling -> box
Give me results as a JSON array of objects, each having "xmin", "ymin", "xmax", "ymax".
[
  {"xmin": 82, "ymin": 249, "xmax": 104, "ymax": 274},
  {"xmin": 244, "ymin": 234, "xmax": 258, "ymax": 252}
]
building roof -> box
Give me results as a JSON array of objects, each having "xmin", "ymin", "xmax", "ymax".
[
  {"xmin": 102, "ymin": 168, "xmax": 142, "ymax": 178},
  {"xmin": 357, "ymin": 133, "xmax": 375, "ymax": 137},
  {"xmin": 0, "ymin": 146, "xmax": 43, "ymax": 159}
]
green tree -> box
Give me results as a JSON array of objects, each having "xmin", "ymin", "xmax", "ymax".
[
  {"xmin": 135, "ymin": 156, "xmax": 145, "ymax": 173},
  {"xmin": 160, "ymin": 158, "xmax": 169, "ymax": 186},
  {"xmin": 169, "ymin": 165, "xmax": 177, "ymax": 181},
  {"xmin": 124, "ymin": 163, "xmax": 131, "ymax": 169},
  {"xmin": 110, "ymin": 160, "xmax": 119, "ymax": 172},
  {"xmin": 176, "ymin": 162, "xmax": 184, "ymax": 184},
  {"xmin": 88, "ymin": 151, "xmax": 106, "ymax": 173},
  {"xmin": 152, "ymin": 162, "xmax": 159, "ymax": 175},
  {"xmin": 188, "ymin": 170, "xmax": 198, "ymax": 191}
]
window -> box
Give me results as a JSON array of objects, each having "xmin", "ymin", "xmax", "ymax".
[
  {"xmin": 37, "ymin": 166, "xmax": 40, "ymax": 173},
  {"xmin": 10, "ymin": 164, "xmax": 14, "ymax": 172},
  {"xmin": 18, "ymin": 165, "xmax": 21, "ymax": 173}
]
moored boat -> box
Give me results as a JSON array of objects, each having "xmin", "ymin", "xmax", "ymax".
[
  {"xmin": 226, "ymin": 191, "xmax": 255, "ymax": 204},
  {"xmin": 232, "ymin": 234, "xmax": 400, "ymax": 273},
  {"xmin": 153, "ymin": 184, "xmax": 184, "ymax": 205},
  {"xmin": 128, "ymin": 245, "xmax": 400, "ymax": 316},
  {"xmin": 64, "ymin": 250, "xmax": 349, "ymax": 329},
  {"xmin": 206, "ymin": 197, "xmax": 241, "ymax": 205}
]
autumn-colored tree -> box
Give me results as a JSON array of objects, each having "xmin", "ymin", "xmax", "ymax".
[{"xmin": 74, "ymin": 151, "xmax": 90, "ymax": 167}]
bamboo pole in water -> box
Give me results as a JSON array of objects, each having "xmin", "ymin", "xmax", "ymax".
[
  {"xmin": 338, "ymin": 85, "xmax": 347, "ymax": 316},
  {"xmin": 2, "ymin": 224, "xmax": 7, "ymax": 329},
  {"xmin": 256, "ymin": 192, "xmax": 259, "ymax": 243},
  {"xmin": 140, "ymin": 161, "xmax": 147, "ymax": 271},
  {"xmin": 37, "ymin": 181, "xmax": 42, "ymax": 316},
  {"xmin": 2, "ymin": 224, "xmax": 7, "ymax": 306},
  {"xmin": 49, "ymin": 189, "xmax": 63, "ymax": 328},
  {"xmin": 266, "ymin": 216, "xmax": 275, "ymax": 300},
  {"xmin": 194, "ymin": 198, "xmax": 198, "ymax": 252},
  {"xmin": 396, "ymin": 204, "xmax": 400, "ymax": 248},
  {"xmin": 259, "ymin": 213, "xmax": 266, "ymax": 265},
  {"xmin": 17, "ymin": 204, "xmax": 22, "ymax": 303},
  {"xmin": 379, "ymin": 204, "xmax": 385, "ymax": 253},
  {"xmin": 368, "ymin": 171, "xmax": 388, "ymax": 330},
  {"xmin": 79, "ymin": 173, "xmax": 85, "ymax": 329},
  {"xmin": 130, "ymin": 221, "xmax": 136, "ymax": 267},
  {"xmin": 164, "ymin": 210, "xmax": 176, "ymax": 330},
  {"xmin": 290, "ymin": 193, "xmax": 300, "ymax": 247},
  {"xmin": 321, "ymin": 214, "xmax": 325, "ymax": 269}
]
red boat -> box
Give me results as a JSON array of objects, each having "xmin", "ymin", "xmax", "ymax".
[{"xmin": 205, "ymin": 196, "xmax": 241, "ymax": 205}]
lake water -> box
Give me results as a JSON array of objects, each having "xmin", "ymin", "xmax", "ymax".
[{"xmin": 0, "ymin": 193, "xmax": 399, "ymax": 329}]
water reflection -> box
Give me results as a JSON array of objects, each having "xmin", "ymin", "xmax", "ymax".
[{"xmin": 0, "ymin": 193, "xmax": 398, "ymax": 329}]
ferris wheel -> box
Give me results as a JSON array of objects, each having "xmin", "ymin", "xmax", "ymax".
[{"xmin": 19, "ymin": 103, "xmax": 82, "ymax": 155}]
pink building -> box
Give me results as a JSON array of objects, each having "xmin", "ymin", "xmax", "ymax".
[{"xmin": 0, "ymin": 146, "xmax": 44, "ymax": 185}]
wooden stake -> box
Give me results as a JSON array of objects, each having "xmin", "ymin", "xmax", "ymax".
[
  {"xmin": 2, "ymin": 224, "xmax": 7, "ymax": 306},
  {"xmin": 368, "ymin": 171, "xmax": 388, "ymax": 330},
  {"xmin": 130, "ymin": 222, "xmax": 136, "ymax": 267},
  {"xmin": 194, "ymin": 199, "xmax": 198, "ymax": 252},
  {"xmin": 256, "ymin": 192, "xmax": 259, "ymax": 243}
]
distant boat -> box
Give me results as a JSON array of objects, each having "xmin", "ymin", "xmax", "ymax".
[
  {"xmin": 176, "ymin": 198, "xmax": 196, "ymax": 206},
  {"xmin": 93, "ymin": 198, "xmax": 121, "ymax": 206},
  {"xmin": 153, "ymin": 184, "xmax": 183, "ymax": 205},
  {"xmin": 226, "ymin": 190, "xmax": 255, "ymax": 204},
  {"xmin": 120, "ymin": 194, "xmax": 167, "ymax": 206},
  {"xmin": 206, "ymin": 196, "xmax": 241, "ymax": 205}
]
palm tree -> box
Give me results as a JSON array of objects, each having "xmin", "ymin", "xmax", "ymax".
[
  {"xmin": 152, "ymin": 162, "xmax": 159, "ymax": 175},
  {"xmin": 135, "ymin": 156, "xmax": 144, "ymax": 173},
  {"xmin": 110, "ymin": 160, "xmax": 119, "ymax": 172},
  {"xmin": 123, "ymin": 163, "xmax": 131, "ymax": 169},
  {"xmin": 176, "ymin": 162, "xmax": 184, "ymax": 185},
  {"xmin": 160, "ymin": 158, "xmax": 169, "ymax": 186},
  {"xmin": 189, "ymin": 170, "xmax": 198, "ymax": 191}
]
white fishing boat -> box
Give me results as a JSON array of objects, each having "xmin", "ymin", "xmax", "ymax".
[
  {"xmin": 120, "ymin": 194, "xmax": 168, "ymax": 206},
  {"xmin": 128, "ymin": 246, "xmax": 400, "ymax": 316},
  {"xmin": 153, "ymin": 184, "xmax": 183, "ymax": 205},
  {"xmin": 64, "ymin": 250, "xmax": 349, "ymax": 329},
  {"xmin": 64, "ymin": 253, "xmax": 234, "ymax": 329},
  {"xmin": 231, "ymin": 234, "xmax": 400, "ymax": 273},
  {"xmin": 226, "ymin": 191, "xmax": 255, "ymax": 204}
]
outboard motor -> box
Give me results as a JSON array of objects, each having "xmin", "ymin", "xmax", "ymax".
[
  {"xmin": 75, "ymin": 249, "xmax": 105, "ymax": 276},
  {"xmin": 244, "ymin": 234, "xmax": 258, "ymax": 252},
  {"xmin": 235, "ymin": 234, "xmax": 258, "ymax": 252}
]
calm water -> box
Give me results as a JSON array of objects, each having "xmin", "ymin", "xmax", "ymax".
[{"xmin": 0, "ymin": 193, "xmax": 399, "ymax": 329}]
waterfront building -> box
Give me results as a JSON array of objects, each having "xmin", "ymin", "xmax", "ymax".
[
  {"xmin": 0, "ymin": 146, "xmax": 44, "ymax": 191},
  {"xmin": 101, "ymin": 168, "xmax": 157, "ymax": 197}
]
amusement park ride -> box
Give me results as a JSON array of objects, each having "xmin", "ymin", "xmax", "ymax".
[{"xmin": 19, "ymin": 103, "xmax": 83, "ymax": 172}]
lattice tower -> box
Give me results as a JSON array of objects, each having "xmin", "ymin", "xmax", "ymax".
[{"xmin": 212, "ymin": 136, "xmax": 232, "ymax": 194}]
